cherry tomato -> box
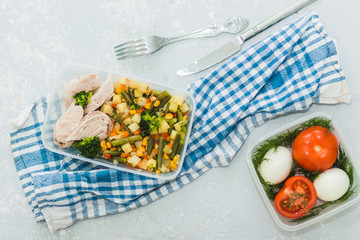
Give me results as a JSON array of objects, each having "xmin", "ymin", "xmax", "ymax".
[
  {"xmin": 274, "ymin": 176, "xmax": 317, "ymax": 219},
  {"xmin": 292, "ymin": 126, "xmax": 338, "ymax": 171}
]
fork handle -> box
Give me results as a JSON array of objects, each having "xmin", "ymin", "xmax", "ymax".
[{"xmin": 165, "ymin": 16, "xmax": 249, "ymax": 44}]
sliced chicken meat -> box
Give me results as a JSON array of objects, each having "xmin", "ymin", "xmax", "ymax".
[
  {"xmin": 54, "ymin": 103, "xmax": 84, "ymax": 148},
  {"xmin": 66, "ymin": 111, "xmax": 113, "ymax": 142},
  {"xmin": 63, "ymin": 74, "xmax": 101, "ymax": 108},
  {"xmin": 84, "ymin": 74, "xmax": 114, "ymax": 114}
]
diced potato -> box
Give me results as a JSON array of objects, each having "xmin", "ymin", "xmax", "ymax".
[
  {"xmin": 168, "ymin": 102, "xmax": 178, "ymax": 113},
  {"xmin": 121, "ymin": 143, "xmax": 133, "ymax": 153},
  {"xmin": 114, "ymin": 122, "xmax": 121, "ymax": 130},
  {"xmin": 101, "ymin": 102, "xmax": 113, "ymax": 116},
  {"xmin": 129, "ymin": 80, "xmax": 139, "ymax": 89},
  {"xmin": 180, "ymin": 103, "xmax": 190, "ymax": 113},
  {"xmin": 150, "ymin": 129, "xmax": 158, "ymax": 135},
  {"xmin": 112, "ymin": 94, "xmax": 122, "ymax": 105},
  {"xmin": 116, "ymin": 102, "xmax": 127, "ymax": 113},
  {"xmin": 137, "ymin": 97, "xmax": 147, "ymax": 107},
  {"xmin": 147, "ymin": 159, "xmax": 156, "ymax": 169},
  {"xmin": 123, "ymin": 117, "xmax": 132, "ymax": 125},
  {"xmin": 113, "ymin": 79, "xmax": 122, "ymax": 89},
  {"xmin": 163, "ymin": 144, "xmax": 172, "ymax": 154},
  {"xmin": 158, "ymin": 120, "xmax": 170, "ymax": 134},
  {"xmin": 170, "ymin": 96, "xmax": 185, "ymax": 106},
  {"xmin": 174, "ymin": 122, "xmax": 182, "ymax": 131},
  {"xmin": 134, "ymin": 90, "xmax": 142, "ymax": 98},
  {"xmin": 170, "ymin": 130, "xmax": 179, "ymax": 140},
  {"xmin": 160, "ymin": 164, "xmax": 170, "ymax": 173},
  {"xmin": 132, "ymin": 113, "xmax": 141, "ymax": 124},
  {"xmin": 128, "ymin": 156, "xmax": 141, "ymax": 167},
  {"xmin": 128, "ymin": 122, "xmax": 140, "ymax": 133},
  {"xmin": 137, "ymin": 82, "xmax": 148, "ymax": 93}
]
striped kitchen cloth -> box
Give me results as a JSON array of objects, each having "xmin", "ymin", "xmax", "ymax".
[{"xmin": 10, "ymin": 11, "xmax": 351, "ymax": 232}]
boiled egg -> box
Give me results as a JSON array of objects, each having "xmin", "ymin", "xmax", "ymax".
[
  {"xmin": 259, "ymin": 146, "xmax": 293, "ymax": 185},
  {"xmin": 313, "ymin": 168, "xmax": 350, "ymax": 201}
]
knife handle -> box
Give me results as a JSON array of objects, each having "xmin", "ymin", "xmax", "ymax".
[{"xmin": 240, "ymin": 0, "xmax": 316, "ymax": 41}]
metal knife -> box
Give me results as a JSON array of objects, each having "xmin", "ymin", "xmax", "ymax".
[{"xmin": 177, "ymin": 0, "xmax": 317, "ymax": 76}]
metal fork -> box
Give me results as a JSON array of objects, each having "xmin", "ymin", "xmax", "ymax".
[{"xmin": 114, "ymin": 16, "xmax": 249, "ymax": 60}]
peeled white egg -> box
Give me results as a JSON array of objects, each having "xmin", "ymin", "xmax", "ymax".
[
  {"xmin": 259, "ymin": 146, "xmax": 293, "ymax": 185},
  {"xmin": 313, "ymin": 168, "xmax": 350, "ymax": 202}
]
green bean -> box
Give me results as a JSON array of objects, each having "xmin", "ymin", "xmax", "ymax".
[
  {"xmin": 157, "ymin": 137, "xmax": 164, "ymax": 170},
  {"xmin": 112, "ymin": 157, "xmax": 127, "ymax": 163},
  {"xmin": 167, "ymin": 118, "xmax": 178, "ymax": 134},
  {"xmin": 176, "ymin": 144, "xmax": 183, "ymax": 155},
  {"xmin": 181, "ymin": 126, "xmax": 187, "ymax": 134},
  {"xmin": 170, "ymin": 133, "xmax": 181, "ymax": 159},
  {"xmin": 128, "ymin": 87, "xmax": 135, "ymax": 102},
  {"xmin": 147, "ymin": 135, "xmax": 154, "ymax": 155},
  {"xmin": 151, "ymin": 89, "xmax": 162, "ymax": 96},
  {"xmin": 153, "ymin": 95, "xmax": 171, "ymax": 112},
  {"xmin": 112, "ymin": 109, "xmax": 132, "ymax": 135},
  {"xmin": 156, "ymin": 90, "xmax": 171, "ymax": 101},
  {"xmin": 111, "ymin": 135, "xmax": 143, "ymax": 146},
  {"xmin": 163, "ymin": 103, "xmax": 169, "ymax": 115},
  {"xmin": 121, "ymin": 90, "xmax": 134, "ymax": 105},
  {"xmin": 103, "ymin": 150, "xmax": 121, "ymax": 156},
  {"xmin": 177, "ymin": 109, "xmax": 183, "ymax": 121}
]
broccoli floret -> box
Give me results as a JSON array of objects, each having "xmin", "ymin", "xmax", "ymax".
[
  {"xmin": 72, "ymin": 136, "xmax": 101, "ymax": 158},
  {"xmin": 73, "ymin": 91, "xmax": 94, "ymax": 108},
  {"xmin": 139, "ymin": 111, "xmax": 161, "ymax": 136},
  {"xmin": 130, "ymin": 103, "xmax": 140, "ymax": 110}
]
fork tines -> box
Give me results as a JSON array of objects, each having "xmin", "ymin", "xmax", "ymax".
[{"xmin": 114, "ymin": 38, "xmax": 148, "ymax": 60}]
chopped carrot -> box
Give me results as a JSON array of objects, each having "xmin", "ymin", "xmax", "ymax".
[
  {"xmin": 110, "ymin": 129, "xmax": 117, "ymax": 137},
  {"xmin": 110, "ymin": 147, "xmax": 117, "ymax": 151},
  {"xmin": 146, "ymin": 87, "xmax": 151, "ymax": 95},
  {"xmin": 106, "ymin": 142, "xmax": 112, "ymax": 149},
  {"xmin": 134, "ymin": 129, "xmax": 141, "ymax": 135},
  {"xmin": 137, "ymin": 160, "xmax": 148, "ymax": 170},
  {"xmin": 152, "ymin": 134, "xmax": 159, "ymax": 140},
  {"xmin": 111, "ymin": 103, "xmax": 117, "ymax": 108},
  {"xmin": 103, "ymin": 153, "xmax": 111, "ymax": 160},
  {"xmin": 115, "ymin": 88, "xmax": 122, "ymax": 94},
  {"xmin": 153, "ymin": 148, "xmax": 158, "ymax": 154},
  {"xmin": 121, "ymin": 131, "xmax": 129, "ymax": 138},
  {"xmin": 137, "ymin": 108, "xmax": 144, "ymax": 114},
  {"xmin": 120, "ymin": 84, "xmax": 126, "ymax": 90},
  {"xmin": 160, "ymin": 112, "xmax": 164, "ymax": 116},
  {"xmin": 121, "ymin": 152, "xmax": 129, "ymax": 158},
  {"xmin": 145, "ymin": 102, "xmax": 151, "ymax": 109},
  {"xmin": 120, "ymin": 125, "xmax": 125, "ymax": 129}
]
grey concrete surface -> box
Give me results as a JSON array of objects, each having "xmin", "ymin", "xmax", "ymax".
[{"xmin": 1, "ymin": 0, "xmax": 360, "ymax": 239}]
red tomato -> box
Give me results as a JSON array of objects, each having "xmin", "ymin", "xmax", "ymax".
[
  {"xmin": 274, "ymin": 176, "xmax": 317, "ymax": 219},
  {"xmin": 292, "ymin": 126, "xmax": 338, "ymax": 171}
]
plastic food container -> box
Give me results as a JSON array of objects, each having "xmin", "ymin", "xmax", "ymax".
[
  {"xmin": 41, "ymin": 63, "xmax": 195, "ymax": 180},
  {"xmin": 247, "ymin": 112, "xmax": 360, "ymax": 231}
]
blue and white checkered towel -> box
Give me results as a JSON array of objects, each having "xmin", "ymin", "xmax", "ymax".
[{"xmin": 10, "ymin": 12, "xmax": 350, "ymax": 232}]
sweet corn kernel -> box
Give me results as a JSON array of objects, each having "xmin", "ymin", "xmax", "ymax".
[
  {"xmin": 137, "ymin": 149, "xmax": 144, "ymax": 157},
  {"xmin": 164, "ymin": 113, "xmax": 173, "ymax": 120},
  {"xmin": 169, "ymin": 161, "xmax": 177, "ymax": 170},
  {"xmin": 183, "ymin": 115, "xmax": 188, "ymax": 120},
  {"xmin": 146, "ymin": 87, "xmax": 151, "ymax": 95},
  {"xmin": 173, "ymin": 155, "xmax": 179, "ymax": 164},
  {"xmin": 115, "ymin": 88, "xmax": 122, "ymax": 94},
  {"xmin": 110, "ymin": 147, "xmax": 117, "ymax": 151},
  {"xmin": 101, "ymin": 147, "xmax": 107, "ymax": 152},
  {"xmin": 155, "ymin": 170, "xmax": 161, "ymax": 173},
  {"xmin": 106, "ymin": 142, "xmax": 112, "ymax": 149},
  {"xmin": 129, "ymin": 109, "xmax": 137, "ymax": 115},
  {"xmin": 163, "ymin": 153, "xmax": 169, "ymax": 160},
  {"xmin": 115, "ymin": 129, "xmax": 121, "ymax": 135},
  {"xmin": 100, "ymin": 140, "xmax": 107, "ymax": 149},
  {"xmin": 142, "ymin": 136, "xmax": 149, "ymax": 146},
  {"xmin": 154, "ymin": 100, "xmax": 160, "ymax": 107},
  {"xmin": 144, "ymin": 102, "xmax": 152, "ymax": 109}
]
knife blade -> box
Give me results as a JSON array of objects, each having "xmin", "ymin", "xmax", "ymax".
[{"xmin": 177, "ymin": 0, "xmax": 317, "ymax": 76}]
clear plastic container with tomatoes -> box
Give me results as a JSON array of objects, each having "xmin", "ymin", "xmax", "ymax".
[{"xmin": 247, "ymin": 112, "xmax": 360, "ymax": 231}]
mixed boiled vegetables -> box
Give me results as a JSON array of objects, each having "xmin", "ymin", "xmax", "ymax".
[
  {"xmin": 73, "ymin": 78, "xmax": 190, "ymax": 173},
  {"xmin": 252, "ymin": 118, "xmax": 355, "ymax": 221}
]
